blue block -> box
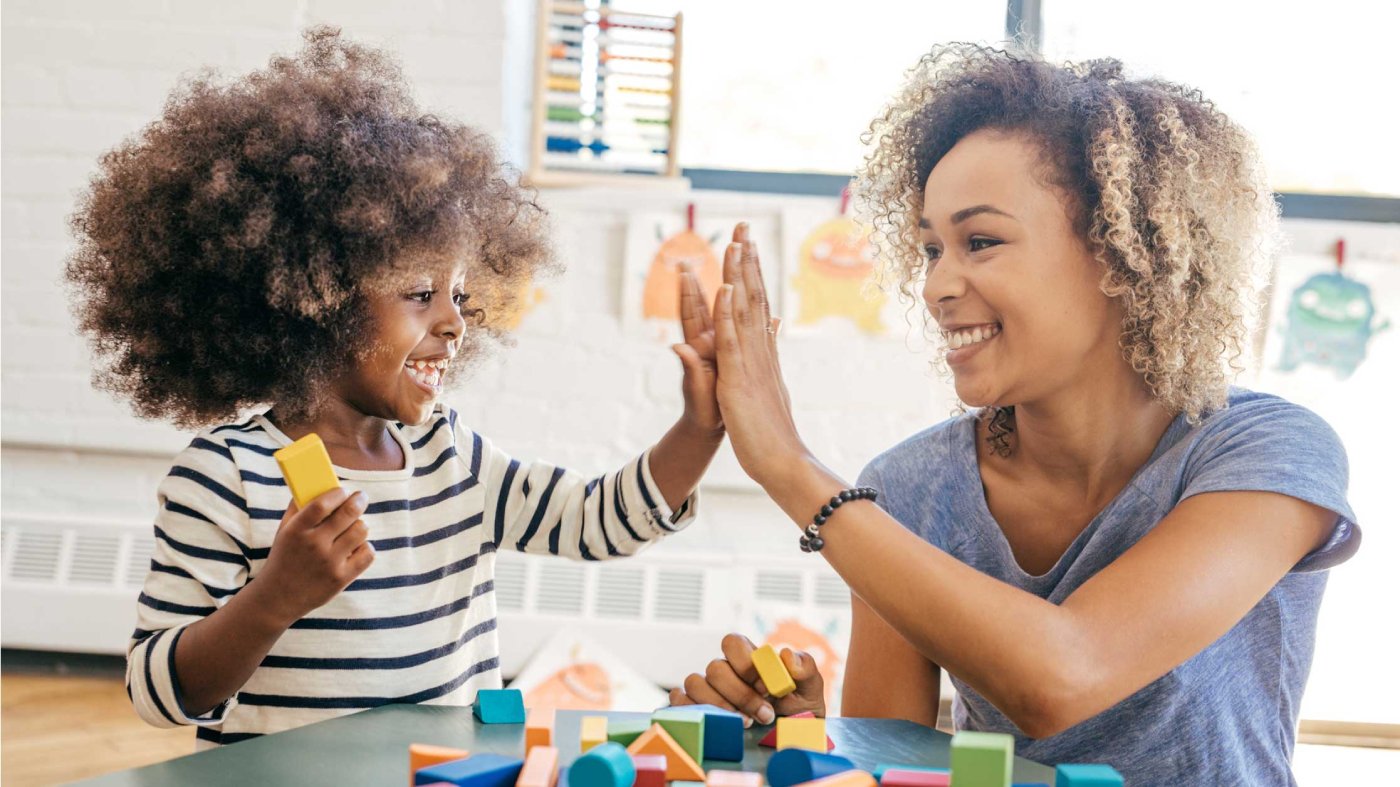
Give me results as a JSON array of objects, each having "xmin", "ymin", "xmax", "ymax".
[
  {"xmin": 1054, "ymin": 764, "xmax": 1123, "ymax": 787},
  {"xmin": 686, "ymin": 703, "xmax": 746, "ymax": 762},
  {"xmin": 416, "ymin": 753, "xmax": 524, "ymax": 787},
  {"xmin": 569, "ymin": 742, "xmax": 636, "ymax": 787},
  {"xmin": 873, "ymin": 765, "xmax": 948, "ymax": 780},
  {"xmin": 472, "ymin": 688, "xmax": 526, "ymax": 724},
  {"xmin": 767, "ymin": 749, "xmax": 855, "ymax": 787}
]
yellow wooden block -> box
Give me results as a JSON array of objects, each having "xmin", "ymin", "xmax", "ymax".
[
  {"xmin": 580, "ymin": 715, "xmax": 609, "ymax": 752},
  {"xmin": 751, "ymin": 644, "xmax": 796, "ymax": 698},
  {"xmin": 274, "ymin": 433, "xmax": 340, "ymax": 508},
  {"xmin": 526, "ymin": 707, "xmax": 554, "ymax": 754},
  {"xmin": 409, "ymin": 743, "xmax": 470, "ymax": 787},
  {"xmin": 776, "ymin": 716, "xmax": 828, "ymax": 752}
]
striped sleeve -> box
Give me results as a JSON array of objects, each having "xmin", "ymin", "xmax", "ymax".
[
  {"xmin": 460, "ymin": 418, "xmax": 699, "ymax": 560},
  {"xmin": 126, "ymin": 432, "xmax": 252, "ymax": 728}
]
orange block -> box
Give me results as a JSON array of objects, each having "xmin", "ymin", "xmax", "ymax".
[
  {"xmin": 527, "ymin": 708, "xmax": 554, "ymax": 754},
  {"xmin": 796, "ymin": 772, "xmax": 876, "ymax": 787},
  {"xmin": 707, "ymin": 771, "xmax": 763, "ymax": 787},
  {"xmin": 626, "ymin": 723, "xmax": 705, "ymax": 782},
  {"xmin": 517, "ymin": 745, "xmax": 560, "ymax": 787},
  {"xmin": 409, "ymin": 743, "xmax": 470, "ymax": 787}
]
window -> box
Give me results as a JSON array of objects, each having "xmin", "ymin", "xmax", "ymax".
[{"xmin": 1040, "ymin": 0, "xmax": 1400, "ymax": 197}]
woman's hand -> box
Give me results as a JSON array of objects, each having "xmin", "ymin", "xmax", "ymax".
[
  {"xmin": 712, "ymin": 223, "xmax": 806, "ymax": 488},
  {"xmin": 669, "ymin": 633, "xmax": 826, "ymax": 726},
  {"xmin": 258, "ymin": 488, "xmax": 375, "ymax": 626},
  {"xmin": 672, "ymin": 260, "xmax": 724, "ymax": 438}
]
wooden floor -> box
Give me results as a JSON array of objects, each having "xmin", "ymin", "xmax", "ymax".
[{"xmin": 2, "ymin": 671, "xmax": 192, "ymax": 786}]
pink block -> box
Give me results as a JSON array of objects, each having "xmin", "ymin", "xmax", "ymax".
[
  {"xmin": 707, "ymin": 771, "xmax": 762, "ymax": 787},
  {"xmin": 758, "ymin": 712, "xmax": 835, "ymax": 750},
  {"xmin": 880, "ymin": 771, "xmax": 950, "ymax": 787}
]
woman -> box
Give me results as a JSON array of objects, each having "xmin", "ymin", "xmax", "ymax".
[{"xmin": 672, "ymin": 45, "xmax": 1359, "ymax": 785}]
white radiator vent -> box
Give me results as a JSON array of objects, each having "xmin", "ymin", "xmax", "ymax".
[
  {"xmin": 653, "ymin": 569, "xmax": 704, "ymax": 622},
  {"xmin": 8, "ymin": 529, "xmax": 66, "ymax": 582},
  {"xmin": 535, "ymin": 561, "xmax": 586, "ymax": 615},
  {"xmin": 494, "ymin": 557, "xmax": 528, "ymax": 611},
  {"xmin": 755, "ymin": 570, "xmax": 803, "ymax": 603},
  {"xmin": 69, "ymin": 532, "xmax": 123, "ymax": 585},
  {"xmin": 814, "ymin": 575, "xmax": 850, "ymax": 607},
  {"xmin": 124, "ymin": 535, "xmax": 156, "ymax": 589},
  {"xmin": 593, "ymin": 567, "xmax": 644, "ymax": 619}
]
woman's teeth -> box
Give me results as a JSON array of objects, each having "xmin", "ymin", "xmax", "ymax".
[
  {"xmin": 405, "ymin": 359, "xmax": 448, "ymax": 389},
  {"xmin": 944, "ymin": 323, "xmax": 1001, "ymax": 350}
]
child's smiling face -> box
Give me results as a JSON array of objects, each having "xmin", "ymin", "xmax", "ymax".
[{"xmin": 340, "ymin": 259, "xmax": 470, "ymax": 426}]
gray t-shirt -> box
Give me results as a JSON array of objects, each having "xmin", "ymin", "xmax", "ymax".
[{"xmin": 857, "ymin": 388, "xmax": 1358, "ymax": 786}]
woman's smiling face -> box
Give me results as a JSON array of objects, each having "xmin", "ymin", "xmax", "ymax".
[
  {"xmin": 921, "ymin": 128, "xmax": 1126, "ymax": 410},
  {"xmin": 336, "ymin": 259, "xmax": 470, "ymax": 426}
]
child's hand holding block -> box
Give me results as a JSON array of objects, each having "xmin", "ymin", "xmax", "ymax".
[
  {"xmin": 473, "ymin": 689, "xmax": 526, "ymax": 724},
  {"xmin": 274, "ymin": 433, "xmax": 340, "ymax": 507},
  {"xmin": 750, "ymin": 644, "xmax": 797, "ymax": 698}
]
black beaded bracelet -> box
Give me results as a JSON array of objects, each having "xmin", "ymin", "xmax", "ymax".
[{"xmin": 799, "ymin": 486, "xmax": 877, "ymax": 553}]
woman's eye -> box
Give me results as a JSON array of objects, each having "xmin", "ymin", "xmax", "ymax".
[{"xmin": 969, "ymin": 237, "xmax": 1001, "ymax": 252}]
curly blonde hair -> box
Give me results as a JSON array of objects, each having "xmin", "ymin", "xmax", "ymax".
[{"xmin": 857, "ymin": 44, "xmax": 1279, "ymax": 428}]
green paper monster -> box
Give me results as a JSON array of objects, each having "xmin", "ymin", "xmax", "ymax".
[{"xmin": 1278, "ymin": 271, "xmax": 1390, "ymax": 379}]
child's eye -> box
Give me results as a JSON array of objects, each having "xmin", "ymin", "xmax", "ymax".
[
  {"xmin": 923, "ymin": 244, "xmax": 942, "ymax": 262},
  {"xmin": 408, "ymin": 290, "xmax": 434, "ymax": 304},
  {"xmin": 452, "ymin": 292, "xmax": 469, "ymax": 307},
  {"xmin": 969, "ymin": 237, "xmax": 1001, "ymax": 252}
]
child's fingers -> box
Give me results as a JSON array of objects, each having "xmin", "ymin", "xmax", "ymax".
[
  {"xmin": 289, "ymin": 488, "xmax": 352, "ymax": 531},
  {"xmin": 319, "ymin": 491, "xmax": 368, "ymax": 542},
  {"xmin": 346, "ymin": 540, "xmax": 376, "ymax": 575},
  {"xmin": 691, "ymin": 661, "xmax": 771, "ymax": 725},
  {"xmin": 332, "ymin": 518, "xmax": 369, "ymax": 554},
  {"xmin": 719, "ymin": 632, "xmax": 761, "ymax": 683},
  {"xmin": 780, "ymin": 647, "xmax": 825, "ymax": 698},
  {"xmin": 672, "ymin": 343, "xmax": 704, "ymax": 378},
  {"xmin": 678, "ymin": 266, "xmax": 707, "ymax": 344}
]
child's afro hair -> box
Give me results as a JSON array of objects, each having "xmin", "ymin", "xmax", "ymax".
[{"xmin": 65, "ymin": 25, "xmax": 554, "ymax": 428}]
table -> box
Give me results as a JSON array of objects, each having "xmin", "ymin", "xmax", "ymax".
[{"xmin": 77, "ymin": 706, "xmax": 1057, "ymax": 785}]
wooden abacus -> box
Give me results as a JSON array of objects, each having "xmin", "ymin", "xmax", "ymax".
[{"xmin": 528, "ymin": 0, "xmax": 685, "ymax": 187}]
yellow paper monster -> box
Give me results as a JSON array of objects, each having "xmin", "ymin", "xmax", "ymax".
[{"xmin": 793, "ymin": 215, "xmax": 885, "ymax": 334}]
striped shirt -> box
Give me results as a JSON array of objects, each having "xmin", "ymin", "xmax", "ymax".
[{"xmin": 125, "ymin": 404, "xmax": 697, "ymax": 748}]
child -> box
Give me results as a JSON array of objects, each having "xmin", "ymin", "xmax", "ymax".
[{"xmin": 65, "ymin": 27, "xmax": 724, "ymax": 748}]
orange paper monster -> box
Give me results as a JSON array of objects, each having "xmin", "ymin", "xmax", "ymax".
[
  {"xmin": 642, "ymin": 226, "xmax": 722, "ymax": 321},
  {"xmin": 792, "ymin": 216, "xmax": 885, "ymax": 334},
  {"xmin": 521, "ymin": 661, "xmax": 613, "ymax": 710}
]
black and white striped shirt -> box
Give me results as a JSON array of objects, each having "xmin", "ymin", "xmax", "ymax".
[{"xmin": 126, "ymin": 404, "xmax": 697, "ymax": 748}]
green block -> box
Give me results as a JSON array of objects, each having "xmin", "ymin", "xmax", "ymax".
[
  {"xmin": 949, "ymin": 731, "xmax": 1013, "ymax": 787},
  {"xmin": 651, "ymin": 708, "xmax": 705, "ymax": 763},
  {"xmin": 1053, "ymin": 764, "xmax": 1123, "ymax": 786},
  {"xmin": 607, "ymin": 718, "xmax": 650, "ymax": 747}
]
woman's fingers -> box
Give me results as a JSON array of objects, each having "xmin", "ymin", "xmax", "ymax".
[
  {"xmin": 740, "ymin": 239, "xmax": 771, "ymax": 326},
  {"xmin": 713, "ymin": 284, "xmax": 743, "ymax": 376}
]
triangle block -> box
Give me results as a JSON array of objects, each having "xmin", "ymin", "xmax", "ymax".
[
  {"xmin": 626, "ymin": 723, "xmax": 705, "ymax": 781},
  {"xmin": 758, "ymin": 712, "xmax": 834, "ymax": 751}
]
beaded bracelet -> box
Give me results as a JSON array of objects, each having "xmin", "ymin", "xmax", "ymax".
[{"xmin": 799, "ymin": 486, "xmax": 877, "ymax": 553}]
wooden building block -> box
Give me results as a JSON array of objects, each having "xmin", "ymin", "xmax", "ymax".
[
  {"xmin": 607, "ymin": 718, "xmax": 650, "ymax": 747},
  {"xmin": 410, "ymin": 744, "xmax": 471, "ymax": 787},
  {"xmin": 473, "ymin": 689, "xmax": 527, "ymax": 724},
  {"xmin": 569, "ymin": 742, "xmax": 636, "ymax": 787},
  {"xmin": 415, "ymin": 753, "xmax": 524, "ymax": 787},
  {"xmin": 794, "ymin": 771, "xmax": 877, "ymax": 787},
  {"xmin": 766, "ymin": 749, "xmax": 856, "ymax": 787},
  {"xmin": 684, "ymin": 704, "xmax": 745, "ymax": 762},
  {"xmin": 948, "ymin": 731, "xmax": 1012, "ymax": 787},
  {"xmin": 776, "ymin": 717, "xmax": 828, "ymax": 752},
  {"xmin": 750, "ymin": 644, "xmax": 797, "ymax": 698},
  {"xmin": 518, "ymin": 746, "xmax": 560, "ymax": 787},
  {"xmin": 580, "ymin": 716, "xmax": 609, "ymax": 752},
  {"xmin": 707, "ymin": 771, "xmax": 763, "ymax": 787},
  {"xmin": 274, "ymin": 433, "xmax": 340, "ymax": 508},
  {"xmin": 626, "ymin": 723, "xmax": 706, "ymax": 782},
  {"xmin": 1052, "ymin": 764, "xmax": 1123, "ymax": 787},
  {"xmin": 874, "ymin": 766, "xmax": 947, "ymax": 781},
  {"xmin": 632, "ymin": 754, "xmax": 668, "ymax": 787},
  {"xmin": 526, "ymin": 708, "xmax": 554, "ymax": 754},
  {"xmin": 651, "ymin": 707, "xmax": 705, "ymax": 762},
  {"xmin": 759, "ymin": 712, "xmax": 833, "ymax": 751},
  {"xmin": 880, "ymin": 769, "xmax": 950, "ymax": 787}
]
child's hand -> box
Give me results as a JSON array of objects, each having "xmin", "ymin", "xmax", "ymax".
[
  {"xmin": 259, "ymin": 488, "xmax": 375, "ymax": 625},
  {"xmin": 672, "ymin": 262, "xmax": 724, "ymax": 437},
  {"xmin": 668, "ymin": 633, "xmax": 826, "ymax": 726}
]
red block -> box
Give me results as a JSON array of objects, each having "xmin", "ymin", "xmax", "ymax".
[
  {"xmin": 633, "ymin": 754, "xmax": 667, "ymax": 787},
  {"xmin": 759, "ymin": 712, "xmax": 834, "ymax": 751}
]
